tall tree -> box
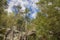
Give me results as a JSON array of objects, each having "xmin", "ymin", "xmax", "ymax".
[{"xmin": 32, "ymin": 0, "xmax": 60, "ymax": 40}]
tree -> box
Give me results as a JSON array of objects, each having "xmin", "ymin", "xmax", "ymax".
[
  {"xmin": 31, "ymin": 0, "xmax": 60, "ymax": 40},
  {"xmin": 0, "ymin": 0, "xmax": 60, "ymax": 40}
]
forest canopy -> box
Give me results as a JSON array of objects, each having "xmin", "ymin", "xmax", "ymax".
[{"xmin": 0, "ymin": 0, "xmax": 60, "ymax": 40}]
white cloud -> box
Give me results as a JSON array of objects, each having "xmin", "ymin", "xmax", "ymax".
[{"xmin": 6, "ymin": 0, "xmax": 39, "ymax": 19}]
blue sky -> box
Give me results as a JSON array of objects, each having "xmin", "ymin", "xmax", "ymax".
[{"xmin": 6, "ymin": 0, "xmax": 40, "ymax": 19}]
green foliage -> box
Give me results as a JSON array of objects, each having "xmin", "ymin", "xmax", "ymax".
[
  {"xmin": 0, "ymin": 0, "xmax": 60, "ymax": 40},
  {"xmin": 31, "ymin": 0, "xmax": 60, "ymax": 40}
]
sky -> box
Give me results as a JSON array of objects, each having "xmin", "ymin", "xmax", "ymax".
[{"xmin": 6, "ymin": 0, "xmax": 40, "ymax": 20}]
